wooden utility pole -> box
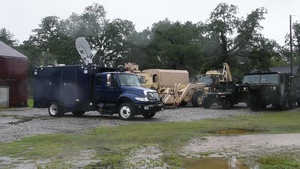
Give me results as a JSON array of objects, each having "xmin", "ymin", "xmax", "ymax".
[{"xmin": 290, "ymin": 15, "xmax": 294, "ymax": 74}]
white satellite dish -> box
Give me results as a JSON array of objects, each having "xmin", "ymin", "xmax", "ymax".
[{"xmin": 75, "ymin": 37, "xmax": 98, "ymax": 65}]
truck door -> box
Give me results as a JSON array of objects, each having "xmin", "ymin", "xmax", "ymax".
[
  {"xmin": 104, "ymin": 73, "xmax": 123, "ymax": 102},
  {"xmin": 93, "ymin": 73, "xmax": 122, "ymax": 103}
]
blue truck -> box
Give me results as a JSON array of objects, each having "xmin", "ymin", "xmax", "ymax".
[{"xmin": 33, "ymin": 65, "xmax": 164, "ymax": 120}]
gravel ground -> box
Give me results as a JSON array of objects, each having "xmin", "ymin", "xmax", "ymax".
[
  {"xmin": 0, "ymin": 103, "xmax": 250, "ymax": 143},
  {"xmin": 1, "ymin": 104, "xmax": 300, "ymax": 169}
]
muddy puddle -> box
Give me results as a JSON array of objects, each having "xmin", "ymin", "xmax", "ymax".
[
  {"xmin": 183, "ymin": 157, "xmax": 257, "ymax": 169},
  {"xmin": 209, "ymin": 129, "xmax": 256, "ymax": 135}
]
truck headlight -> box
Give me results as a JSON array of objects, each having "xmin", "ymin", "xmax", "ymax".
[
  {"xmin": 269, "ymin": 86, "xmax": 277, "ymax": 91},
  {"xmin": 145, "ymin": 91, "xmax": 159, "ymax": 101},
  {"xmin": 243, "ymin": 87, "xmax": 248, "ymax": 91},
  {"xmin": 135, "ymin": 97, "xmax": 149, "ymax": 101}
]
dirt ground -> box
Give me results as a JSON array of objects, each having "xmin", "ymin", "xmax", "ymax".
[{"xmin": 182, "ymin": 133, "xmax": 300, "ymax": 157}]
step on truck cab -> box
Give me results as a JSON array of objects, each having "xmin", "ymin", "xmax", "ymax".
[{"xmin": 33, "ymin": 65, "xmax": 164, "ymax": 120}]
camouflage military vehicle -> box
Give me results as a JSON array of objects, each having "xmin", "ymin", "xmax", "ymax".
[
  {"xmin": 242, "ymin": 72, "xmax": 295, "ymax": 111},
  {"xmin": 202, "ymin": 82, "xmax": 248, "ymax": 109}
]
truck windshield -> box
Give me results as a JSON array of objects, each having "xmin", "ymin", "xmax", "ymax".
[
  {"xmin": 242, "ymin": 74, "xmax": 279, "ymax": 84},
  {"xmin": 118, "ymin": 74, "xmax": 141, "ymax": 87},
  {"xmin": 195, "ymin": 76, "xmax": 213, "ymax": 85},
  {"xmin": 260, "ymin": 74, "xmax": 279, "ymax": 84}
]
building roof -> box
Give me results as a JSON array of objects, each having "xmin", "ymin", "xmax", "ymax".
[
  {"xmin": 269, "ymin": 66, "xmax": 299, "ymax": 74},
  {"xmin": 0, "ymin": 41, "xmax": 27, "ymax": 59}
]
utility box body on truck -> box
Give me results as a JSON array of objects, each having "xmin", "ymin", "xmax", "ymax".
[{"xmin": 33, "ymin": 65, "xmax": 164, "ymax": 120}]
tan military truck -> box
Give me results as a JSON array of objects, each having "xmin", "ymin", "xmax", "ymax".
[
  {"xmin": 142, "ymin": 69, "xmax": 205, "ymax": 107},
  {"xmin": 125, "ymin": 62, "xmax": 232, "ymax": 107}
]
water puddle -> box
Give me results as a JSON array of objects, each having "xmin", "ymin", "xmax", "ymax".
[
  {"xmin": 183, "ymin": 157, "xmax": 257, "ymax": 169},
  {"xmin": 209, "ymin": 129, "xmax": 256, "ymax": 135}
]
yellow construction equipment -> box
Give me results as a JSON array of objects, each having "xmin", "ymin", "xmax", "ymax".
[{"xmin": 125, "ymin": 62, "xmax": 232, "ymax": 107}]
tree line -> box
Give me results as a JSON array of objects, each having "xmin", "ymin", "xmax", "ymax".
[{"xmin": 1, "ymin": 2, "xmax": 300, "ymax": 78}]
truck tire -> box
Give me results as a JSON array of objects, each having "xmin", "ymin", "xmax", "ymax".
[
  {"xmin": 202, "ymin": 100, "xmax": 211, "ymax": 109},
  {"xmin": 178, "ymin": 101, "xmax": 188, "ymax": 107},
  {"xmin": 248, "ymin": 94, "xmax": 259, "ymax": 111},
  {"xmin": 191, "ymin": 91, "xmax": 204, "ymax": 107},
  {"xmin": 249, "ymin": 100, "xmax": 259, "ymax": 111},
  {"xmin": 48, "ymin": 102, "xmax": 65, "ymax": 117},
  {"xmin": 280, "ymin": 95, "xmax": 289, "ymax": 111},
  {"xmin": 142, "ymin": 112, "xmax": 156, "ymax": 119},
  {"xmin": 222, "ymin": 99, "xmax": 233, "ymax": 109},
  {"xmin": 288, "ymin": 98, "xmax": 295, "ymax": 109},
  {"xmin": 72, "ymin": 111, "xmax": 85, "ymax": 116},
  {"xmin": 118, "ymin": 103, "xmax": 135, "ymax": 120},
  {"xmin": 297, "ymin": 100, "xmax": 300, "ymax": 107}
]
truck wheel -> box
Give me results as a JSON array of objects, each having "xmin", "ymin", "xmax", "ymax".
[
  {"xmin": 202, "ymin": 100, "xmax": 211, "ymax": 109},
  {"xmin": 222, "ymin": 99, "xmax": 233, "ymax": 109},
  {"xmin": 178, "ymin": 101, "xmax": 188, "ymax": 107},
  {"xmin": 142, "ymin": 112, "xmax": 156, "ymax": 119},
  {"xmin": 118, "ymin": 103, "xmax": 135, "ymax": 120},
  {"xmin": 48, "ymin": 102, "xmax": 65, "ymax": 117},
  {"xmin": 191, "ymin": 91, "xmax": 203, "ymax": 107},
  {"xmin": 288, "ymin": 98, "xmax": 295, "ymax": 109},
  {"xmin": 280, "ymin": 96, "xmax": 289, "ymax": 111},
  {"xmin": 259, "ymin": 104, "xmax": 267, "ymax": 109},
  {"xmin": 248, "ymin": 94, "xmax": 259, "ymax": 111},
  {"xmin": 249, "ymin": 100, "xmax": 259, "ymax": 111},
  {"xmin": 296, "ymin": 100, "xmax": 300, "ymax": 107},
  {"xmin": 72, "ymin": 111, "xmax": 85, "ymax": 116}
]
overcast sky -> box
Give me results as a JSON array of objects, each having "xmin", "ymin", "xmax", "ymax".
[{"xmin": 1, "ymin": 0, "xmax": 299, "ymax": 45}]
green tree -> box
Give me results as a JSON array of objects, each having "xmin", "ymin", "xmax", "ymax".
[
  {"xmin": 27, "ymin": 16, "xmax": 78, "ymax": 65},
  {"xmin": 279, "ymin": 22, "xmax": 300, "ymax": 68},
  {"xmin": 291, "ymin": 22, "xmax": 300, "ymax": 65},
  {"xmin": 205, "ymin": 3, "xmax": 280, "ymax": 75},
  {"xmin": 23, "ymin": 3, "xmax": 135, "ymax": 67},
  {"xmin": 119, "ymin": 29, "xmax": 152, "ymax": 70},
  {"xmin": 144, "ymin": 19, "xmax": 206, "ymax": 75},
  {"xmin": 0, "ymin": 28, "xmax": 18, "ymax": 46},
  {"xmin": 65, "ymin": 3, "xmax": 135, "ymax": 66}
]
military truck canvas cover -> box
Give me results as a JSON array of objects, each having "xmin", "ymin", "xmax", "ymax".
[{"xmin": 143, "ymin": 69, "xmax": 189, "ymax": 87}]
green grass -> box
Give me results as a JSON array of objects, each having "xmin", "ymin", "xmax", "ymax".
[
  {"xmin": 258, "ymin": 155, "xmax": 300, "ymax": 169},
  {"xmin": 27, "ymin": 98, "xmax": 33, "ymax": 107},
  {"xmin": 1, "ymin": 111, "xmax": 300, "ymax": 168}
]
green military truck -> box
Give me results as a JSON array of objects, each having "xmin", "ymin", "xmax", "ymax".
[
  {"xmin": 242, "ymin": 72, "xmax": 295, "ymax": 111},
  {"xmin": 202, "ymin": 82, "xmax": 248, "ymax": 109}
]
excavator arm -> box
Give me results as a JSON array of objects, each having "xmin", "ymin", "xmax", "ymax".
[{"xmin": 222, "ymin": 63, "xmax": 232, "ymax": 82}]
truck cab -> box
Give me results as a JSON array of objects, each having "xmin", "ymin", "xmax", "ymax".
[
  {"xmin": 93, "ymin": 72, "xmax": 163, "ymax": 120},
  {"xmin": 242, "ymin": 72, "xmax": 294, "ymax": 111},
  {"xmin": 202, "ymin": 82, "xmax": 248, "ymax": 109}
]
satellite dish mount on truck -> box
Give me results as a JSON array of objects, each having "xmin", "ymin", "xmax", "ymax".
[{"xmin": 75, "ymin": 37, "xmax": 99, "ymax": 65}]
